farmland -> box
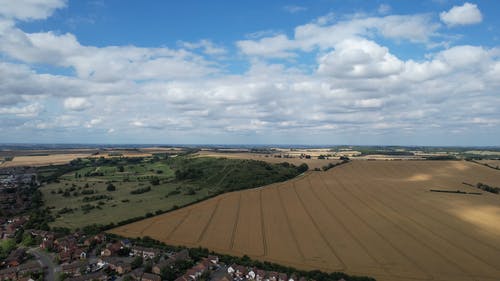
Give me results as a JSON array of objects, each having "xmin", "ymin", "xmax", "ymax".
[
  {"xmin": 197, "ymin": 151, "xmax": 341, "ymax": 170},
  {"xmin": 41, "ymin": 156, "xmax": 305, "ymax": 229},
  {"xmin": 110, "ymin": 160, "xmax": 500, "ymax": 281}
]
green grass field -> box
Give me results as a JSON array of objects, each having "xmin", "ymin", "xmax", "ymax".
[{"xmin": 41, "ymin": 156, "xmax": 304, "ymax": 229}]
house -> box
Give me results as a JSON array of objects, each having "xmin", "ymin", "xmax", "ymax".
[
  {"xmin": 268, "ymin": 271, "xmax": 278, "ymax": 281},
  {"xmin": 173, "ymin": 249, "xmax": 190, "ymax": 261},
  {"xmin": 4, "ymin": 248, "xmax": 26, "ymax": 267},
  {"xmin": 255, "ymin": 270, "xmax": 266, "ymax": 281},
  {"xmin": 65, "ymin": 272, "xmax": 107, "ymax": 281},
  {"xmin": 174, "ymin": 274, "xmax": 191, "ymax": 281},
  {"xmin": 234, "ymin": 265, "xmax": 248, "ymax": 278},
  {"xmin": 61, "ymin": 261, "xmax": 87, "ymax": 276},
  {"xmin": 100, "ymin": 242, "xmax": 122, "ymax": 256},
  {"xmin": 278, "ymin": 273, "xmax": 288, "ymax": 281},
  {"xmin": 102, "ymin": 257, "xmax": 132, "ymax": 275},
  {"xmin": 131, "ymin": 246, "xmax": 160, "ymax": 259},
  {"xmin": 121, "ymin": 239, "xmax": 132, "ymax": 248},
  {"xmin": 207, "ymin": 255, "xmax": 219, "ymax": 265},
  {"xmin": 152, "ymin": 259, "xmax": 174, "ymax": 275},
  {"xmin": 129, "ymin": 268, "xmax": 144, "ymax": 281},
  {"xmin": 288, "ymin": 274, "xmax": 297, "ymax": 281},
  {"xmin": 0, "ymin": 267, "xmax": 17, "ymax": 280},
  {"xmin": 141, "ymin": 272, "xmax": 161, "ymax": 281},
  {"xmin": 73, "ymin": 248, "xmax": 87, "ymax": 260},
  {"xmin": 116, "ymin": 262, "xmax": 132, "ymax": 275},
  {"xmin": 246, "ymin": 269, "xmax": 256, "ymax": 280},
  {"xmin": 17, "ymin": 261, "xmax": 44, "ymax": 276},
  {"xmin": 211, "ymin": 273, "xmax": 232, "ymax": 281}
]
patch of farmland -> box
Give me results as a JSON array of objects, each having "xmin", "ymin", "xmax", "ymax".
[
  {"xmin": 110, "ymin": 160, "xmax": 500, "ymax": 281},
  {"xmin": 197, "ymin": 151, "xmax": 341, "ymax": 170}
]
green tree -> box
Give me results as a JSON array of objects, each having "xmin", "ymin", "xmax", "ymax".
[{"xmin": 107, "ymin": 183, "xmax": 116, "ymax": 191}]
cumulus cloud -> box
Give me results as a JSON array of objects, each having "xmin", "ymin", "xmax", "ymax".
[
  {"xmin": 0, "ymin": 0, "xmax": 66, "ymax": 21},
  {"xmin": 63, "ymin": 97, "xmax": 91, "ymax": 111},
  {"xmin": 237, "ymin": 14, "xmax": 439, "ymax": 58},
  {"xmin": 317, "ymin": 38, "xmax": 404, "ymax": 78},
  {"xmin": 440, "ymin": 2, "xmax": 482, "ymax": 26},
  {"xmin": 0, "ymin": 103, "xmax": 42, "ymax": 117},
  {"xmin": 0, "ymin": 1, "xmax": 498, "ymax": 145}
]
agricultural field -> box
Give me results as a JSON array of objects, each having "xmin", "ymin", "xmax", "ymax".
[
  {"xmin": 477, "ymin": 160, "xmax": 500, "ymax": 170},
  {"xmin": 0, "ymin": 153, "xmax": 92, "ymax": 167},
  {"xmin": 197, "ymin": 151, "xmax": 341, "ymax": 170},
  {"xmin": 110, "ymin": 160, "xmax": 500, "ymax": 281},
  {"xmin": 41, "ymin": 156, "xmax": 304, "ymax": 229}
]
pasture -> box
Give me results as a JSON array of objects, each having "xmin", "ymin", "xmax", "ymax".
[
  {"xmin": 110, "ymin": 160, "xmax": 500, "ymax": 281},
  {"xmin": 41, "ymin": 156, "xmax": 303, "ymax": 228}
]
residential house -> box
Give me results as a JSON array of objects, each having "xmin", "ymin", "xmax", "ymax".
[
  {"xmin": 278, "ymin": 273, "xmax": 288, "ymax": 281},
  {"xmin": 65, "ymin": 272, "xmax": 107, "ymax": 281},
  {"xmin": 4, "ymin": 248, "xmax": 26, "ymax": 267},
  {"xmin": 141, "ymin": 272, "xmax": 162, "ymax": 281},
  {"xmin": 131, "ymin": 246, "xmax": 160, "ymax": 260},
  {"xmin": 17, "ymin": 261, "xmax": 44, "ymax": 276},
  {"xmin": 255, "ymin": 270, "xmax": 266, "ymax": 281},
  {"xmin": 246, "ymin": 269, "xmax": 256, "ymax": 280},
  {"xmin": 268, "ymin": 271, "xmax": 278, "ymax": 281},
  {"xmin": 174, "ymin": 274, "xmax": 191, "ymax": 281},
  {"xmin": 101, "ymin": 257, "xmax": 132, "ymax": 275},
  {"xmin": 0, "ymin": 267, "xmax": 17, "ymax": 280},
  {"xmin": 61, "ymin": 261, "xmax": 87, "ymax": 276},
  {"xmin": 100, "ymin": 242, "xmax": 122, "ymax": 257}
]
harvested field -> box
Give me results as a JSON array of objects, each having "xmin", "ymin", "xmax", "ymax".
[
  {"xmin": 0, "ymin": 152, "xmax": 154, "ymax": 167},
  {"xmin": 197, "ymin": 151, "xmax": 340, "ymax": 170},
  {"xmin": 110, "ymin": 160, "xmax": 500, "ymax": 281},
  {"xmin": 477, "ymin": 160, "xmax": 500, "ymax": 169},
  {"xmin": 0, "ymin": 153, "xmax": 92, "ymax": 167}
]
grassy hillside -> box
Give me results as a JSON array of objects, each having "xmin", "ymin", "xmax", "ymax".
[{"xmin": 40, "ymin": 156, "xmax": 305, "ymax": 229}]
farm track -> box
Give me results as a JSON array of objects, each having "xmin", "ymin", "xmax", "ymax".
[
  {"xmin": 110, "ymin": 160, "xmax": 500, "ymax": 281},
  {"xmin": 229, "ymin": 193, "xmax": 242, "ymax": 250}
]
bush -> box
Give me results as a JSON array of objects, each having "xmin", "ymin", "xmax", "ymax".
[
  {"xmin": 107, "ymin": 183, "xmax": 116, "ymax": 191},
  {"xmin": 130, "ymin": 186, "xmax": 151, "ymax": 195}
]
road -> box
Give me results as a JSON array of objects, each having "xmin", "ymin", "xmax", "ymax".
[{"xmin": 28, "ymin": 248, "xmax": 59, "ymax": 281}]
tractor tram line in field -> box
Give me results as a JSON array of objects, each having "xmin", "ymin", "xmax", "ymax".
[
  {"xmin": 292, "ymin": 179, "xmax": 347, "ymax": 271},
  {"xmin": 315, "ymin": 173, "xmax": 430, "ymax": 280},
  {"xmin": 330, "ymin": 173, "xmax": 474, "ymax": 280},
  {"xmin": 109, "ymin": 160, "xmax": 500, "ymax": 281},
  {"xmin": 353, "ymin": 180, "xmax": 500, "ymax": 278}
]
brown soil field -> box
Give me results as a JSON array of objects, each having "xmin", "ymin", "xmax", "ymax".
[
  {"xmin": 109, "ymin": 160, "xmax": 500, "ymax": 281},
  {"xmin": 197, "ymin": 151, "xmax": 340, "ymax": 170}
]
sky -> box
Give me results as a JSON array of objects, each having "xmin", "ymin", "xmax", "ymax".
[{"xmin": 0, "ymin": 0, "xmax": 499, "ymax": 146}]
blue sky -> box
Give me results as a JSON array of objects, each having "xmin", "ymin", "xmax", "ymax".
[{"xmin": 0, "ymin": 0, "xmax": 499, "ymax": 145}]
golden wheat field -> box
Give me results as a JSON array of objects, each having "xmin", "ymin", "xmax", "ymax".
[{"xmin": 109, "ymin": 160, "xmax": 500, "ymax": 281}]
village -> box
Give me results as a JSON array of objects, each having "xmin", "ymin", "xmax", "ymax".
[{"xmin": 1, "ymin": 215, "xmax": 345, "ymax": 281}]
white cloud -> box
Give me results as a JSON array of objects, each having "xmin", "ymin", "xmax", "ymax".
[
  {"xmin": 440, "ymin": 2, "xmax": 482, "ymax": 26},
  {"xmin": 179, "ymin": 39, "xmax": 227, "ymax": 56},
  {"xmin": 0, "ymin": 0, "xmax": 66, "ymax": 21},
  {"xmin": 237, "ymin": 14, "xmax": 439, "ymax": 58},
  {"xmin": 0, "ymin": 103, "xmax": 42, "ymax": 117},
  {"xmin": 63, "ymin": 97, "xmax": 91, "ymax": 111},
  {"xmin": 317, "ymin": 38, "xmax": 404, "ymax": 78},
  {"xmin": 0, "ymin": 2, "xmax": 499, "ymax": 145}
]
